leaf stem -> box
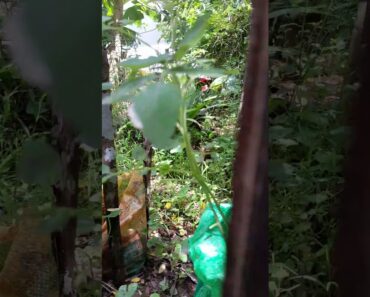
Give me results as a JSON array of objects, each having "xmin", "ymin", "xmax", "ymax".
[{"xmin": 178, "ymin": 99, "xmax": 227, "ymax": 236}]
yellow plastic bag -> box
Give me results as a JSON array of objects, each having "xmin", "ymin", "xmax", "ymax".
[{"xmin": 102, "ymin": 171, "xmax": 147, "ymax": 277}]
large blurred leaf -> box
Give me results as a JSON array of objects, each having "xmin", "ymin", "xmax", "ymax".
[
  {"xmin": 17, "ymin": 138, "xmax": 62, "ymax": 186},
  {"xmin": 132, "ymin": 83, "xmax": 181, "ymax": 149},
  {"xmin": 4, "ymin": 0, "xmax": 101, "ymax": 147},
  {"xmin": 120, "ymin": 54, "xmax": 172, "ymax": 70},
  {"xmin": 175, "ymin": 13, "xmax": 211, "ymax": 60},
  {"xmin": 103, "ymin": 75, "xmax": 155, "ymax": 104}
]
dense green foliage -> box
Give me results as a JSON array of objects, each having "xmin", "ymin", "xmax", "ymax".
[
  {"xmin": 268, "ymin": 1, "xmax": 357, "ymax": 296},
  {"xmin": 159, "ymin": 0, "xmax": 250, "ymax": 68}
]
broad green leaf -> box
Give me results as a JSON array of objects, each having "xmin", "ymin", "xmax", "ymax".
[
  {"xmin": 103, "ymin": 208, "xmax": 120, "ymax": 219},
  {"xmin": 102, "ymin": 164, "xmax": 110, "ymax": 175},
  {"xmin": 123, "ymin": 6, "xmax": 144, "ymax": 21},
  {"xmin": 132, "ymin": 145, "xmax": 146, "ymax": 161},
  {"xmin": 270, "ymin": 263, "xmax": 289, "ymax": 280},
  {"xmin": 17, "ymin": 138, "xmax": 62, "ymax": 186},
  {"xmin": 132, "ymin": 83, "xmax": 181, "ymax": 149},
  {"xmin": 117, "ymin": 284, "xmax": 138, "ymax": 297},
  {"xmin": 120, "ymin": 54, "xmax": 171, "ymax": 69},
  {"xmin": 150, "ymin": 294, "xmax": 160, "ymax": 297},
  {"xmin": 175, "ymin": 13, "xmax": 211, "ymax": 59},
  {"xmin": 103, "ymin": 75, "xmax": 155, "ymax": 104},
  {"xmin": 210, "ymin": 76, "xmax": 228, "ymax": 90}
]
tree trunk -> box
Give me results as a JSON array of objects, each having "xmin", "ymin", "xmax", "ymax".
[
  {"xmin": 332, "ymin": 3, "xmax": 370, "ymax": 297},
  {"xmin": 107, "ymin": 0, "xmax": 124, "ymax": 86},
  {"xmin": 143, "ymin": 138, "xmax": 153, "ymax": 235},
  {"xmin": 102, "ymin": 48, "xmax": 125, "ymax": 285},
  {"xmin": 52, "ymin": 118, "xmax": 80, "ymax": 297},
  {"xmin": 223, "ymin": 0, "xmax": 268, "ymax": 296}
]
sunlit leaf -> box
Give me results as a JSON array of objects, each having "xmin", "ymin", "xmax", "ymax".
[
  {"xmin": 123, "ymin": 6, "xmax": 144, "ymax": 21},
  {"xmin": 104, "ymin": 208, "xmax": 120, "ymax": 219},
  {"xmin": 117, "ymin": 284, "xmax": 138, "ymax": 297},
  {"xmin": 175, "ymin": 13, "xmax": 211, "ymax": 59},
  {"xmin": 132, "ymin": 83, "xmax": 181, "ymax": 149}
]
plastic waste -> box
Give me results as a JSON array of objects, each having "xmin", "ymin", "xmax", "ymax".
[
  {"xmin": 102, "ymin": 171, "xmax": 147, "ymax": 278},
  {"xmin": 188, "ymin": 203, "xmax": 232, "ymax": 297}
]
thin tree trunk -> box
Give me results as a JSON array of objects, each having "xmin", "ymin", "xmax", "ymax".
[
  {"xmin": 107, "ymin": 0, "xmax": 124, "ymax": 86},
  {"xmin": 102, "ymin": 48, "xmax": 125, "ymax": 284},
  {"xmin": 52, "ymin": 118, "xmax": 80, "ymax": 297},
  {"xmin": 223, "ymin": 1, "xmax": 268, "ymax": 296},
  {"xmin": 143, "ymin": 138, "xmax": 153, "ymax": 235},
  {"xmin": 332, "ymin": 3, "xmax": 370, "ymax": 296}
]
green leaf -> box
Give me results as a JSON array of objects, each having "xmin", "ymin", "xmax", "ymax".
[
  {"xmin": 102, "ymin": 0, "xmax": 114, "ymax": 16},
  {"xmin": 103, "ymin": 75, "xmax": 155, "ymax": 104},
  {"xmin": 117, "ymin": 283, "xmax": 138, "ymax": 297},
  {"xmin": 150, "ymin": 294, "xmax": 160, "ymax": 297},
  {"xmin": 274, "ymin": 138, "xmax": 298, "ymax": 147},
  {"xmin": 132, "ymin": 83, "xmax": 181, "ymax": 149},
  {"xmin": 210, "ymin": 76, "xmax": 227, "ymax": 90},
  {"xmin": 132, "ymin": 145, "xmax": 147, "ymax": 161},
  {"xmin": 159, "ymin": 278, "xmax": 169, "ymax": 291},
  {"xmin": 102, "ymin": 164, "xmax": 110, "ymax": 175},
  {"xmin": 170, "ymin": 145, "xmax": 183, "ymax": 154},
  {"xmin": 175, "ymin": 243, "xmax": 188, "ymax": 263},
  {"xmin": 270, "ymin": 264, "xmax": 289, "ymax": 280},
  {"xmin": 175, "ymin": 13, "xmax": 211, "ymax": 59},
  {"xmin": 269, "ymin": 160, "xmax": 295, "ymax": 181},
  {"xmin": 103, "ymin": 208, "xmax": 120, "ymax": 219},
  {"xmin": 17, "ymin": 138, "xmax": 62, "ymax": 186},
  {"xmin": 120, "ymin": 54, "xmax": 172, "ymax": 69},
  {"xmin": 123, "ymin": 6, "xmax": 144, "ymax": 21}
]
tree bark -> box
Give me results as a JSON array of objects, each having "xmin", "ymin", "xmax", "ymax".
[
  {"xmin": 223, "ymin": 0, "xmax": 268, "ymax": 296},
  {"xmin": 52, "ymin": 118, "xmax": 80, "ymax": 297},
  {"xmin": 143, "ymin": 138, "xmax": 153, "ymax": 236},
  {"xmin": 107, "ymin": 0, "xmax": 124, "ymax": 86},
  {"xmin": 332, "ymin": 3, "xmax": 370, "ymax": 297},
  {"xmin": 102, "ymin": 48, "xmax": 125, "ymax": 285}
]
